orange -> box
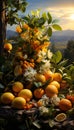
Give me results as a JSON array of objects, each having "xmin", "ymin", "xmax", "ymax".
[
  {"xmin": 53, "ymin": 72, "xmax": 62, "ymax": 82},
  {"xmin": 24, "ymin": 103, "xmax": 33, "ymax": 110},
  {"xmin": 37, "ymin": 100, "xmax": 43, "ymax": 107},
  {"xmin": 18, "ymin": 89, "xmax": 33, "ymax": 102},
  {"xmin": 12, "ymin": 81, "xmax": 24, "ymax": 93},
  {"xmin": 12, "ymin": 97, "xmax": 26, "ymax": 109},
  {"xmin": 66, "ymin": 95, "xmax": 74, "ymax": 104},
  {"xmin": 44, "ymin": 70, "xmax": 53, "ymax": 81},
  {"xmin": 60, "ymin": 80, "xmax": 69, "ymax": 89},
  {"xmin": 35, "ymin": 73, "xmax": 46, "ymax": 83},
  {"xmin": 50, "ymin": 81, "xmax": 60, "ymax": 89},
  {"xmin": 23, "ymin": 23, "xmax": 30, "ymax": 30},
  {"xmin": 1, "ymin": 92, "xmax": 15, "ymax": 104},
  {"xmin": 34, "ymin": 88, "xmax": 44, "ymax": 99},
  {"xmin": 4, "ymin": 43, "xmax": 12, "ymax": 51},
  {"xmin": 45, "ymin": 84, "xmax": 58, "ymax": 98},
  {"xmin": 59, "ymin": 98, "xmax": 72, "ymax": 111},
  {"xmin": 16, "ymin": 25, "xmax": 22, "ymax": 33}
]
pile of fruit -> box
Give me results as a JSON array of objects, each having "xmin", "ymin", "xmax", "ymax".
[{"xmin": 0, "ymin": 10, "xmax": 74, "ymax": 123}]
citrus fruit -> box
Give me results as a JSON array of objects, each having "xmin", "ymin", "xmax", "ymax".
[
  {"xmin": 50, "ymin": 81, "xmax": 60, "ymax": 89},
  {"xmin": 1, "ymin": 92, "xmax": 15, "ymax": 104},
  {"xmin": 23, "ymin": 23, "xmax": 30, "ymax": 30},
  {"xmin": 16, "ymin": 25, "xmax": 22, "ymax": 33},
  {"xmin": 12, "ymin": 81, "xmax": 24, "ymax": 93},
  {"xmin": 34, "ymin": 88, "xmax": 44, "ymax": 99},
  {"xmin": 24, "ymin": 103, "xmax": 33, "ymax": 110},
  {"xmin": 45, "ymin": 84, "xmax": 58, "ymax": 98},
  {"xmin": 4, "ymin": 43, "xmax": 12, "ymax": 51},
  {"xmin": 44, "ymin": 70, "xmax": 53, "ymax": 81},
  {"xmin": 53, "ymin": 72, "xmax": 62, "ymax": 82},
  {"xmin": 66, "ymin": 95, "xmax": 74, "ymax": 104},
  {"xmin": 35, "ymin": 73, "xmax": 46, "ymax": 83},
  {"xmin": 59, "ymin": 98, "xmax": 72, "ymax": 111},
  {"xmin": 55, "ymin": 113, "xmax": 67, "ymax": 122},
  {"xmin": 37, "ymin": 100, "xmax": 43, "ymax": 107},
  {"xmin": 18, "ymin": 89, "xmax": 33, "ymax": 102},
  {"xmin": 12, "ymin": 97, "xmax": 26, "ymax": 109},
  {"xmin": 60, "ymin": 80, "xmax": 69, "ymax": 89}
]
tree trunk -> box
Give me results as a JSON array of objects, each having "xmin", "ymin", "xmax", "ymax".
[{"xmin": 0, "ymin": 0, "xmax": 6, "ymax": 55}]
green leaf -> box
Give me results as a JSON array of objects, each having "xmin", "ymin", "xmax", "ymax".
[
  {"xmin": 58, "ymin": 59, "xmax": 68, "ymax": 67},
  {"xmin": 47, "ymin": 12, "xmax": 52, "ymax": 24},
  {"xmin": 51, "ymin": 51, "xmax": 62, "ymax": 63},
  {"xmin": 42, "ymin": 12, "xmax": 47, "ymax": 20},
  {"xmin": 47, "ymin": 27, "xmax": 52, "ymax": 37},
  {"xmin": 52, "ymin": 24, "xmax": 62, "ymax": 31},
  {"xmin": 38, "ymin": 17, "xmax": 45, "ymax": 26},
  {"xmin": 52, "ymin": 19, "xmax": 59, "ymax": 24},
  {"xmin": 31, "ymin": 9, "xmax": 40, "ymax": 17},
  {"xmin": 34, "ymin": 82, "xmax": 42, "ymax": 88}
]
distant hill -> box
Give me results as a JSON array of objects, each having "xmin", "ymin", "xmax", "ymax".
[
  {"xmin": 51, "ymin": 30, "xmax": 74, "ymax": 43},
  {"xmin": 6, "ymin": 30, "xmax": 17, "ymax": 39},
  {"xmin": 6, "ymin": 29, "xmax": 74, "ymax": 43}
]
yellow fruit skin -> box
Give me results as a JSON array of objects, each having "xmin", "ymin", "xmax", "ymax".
[
  {"xmin": 35, "ymin": 74, "xmax": 46, "ymax": 83},
  {"xmin": 12, "ymin": 97, "xmax": 26, "ymax": 109},
  {"xmin": 44, "ymin": 70, "xmax": 53, "ymax": 81},
  {"xmin": 53, "ymin": 73, "xmax": 62, "ymax": 82},
  {"xmin": 4, "ymin": 43, "xmax": 12, "ymax": 51},
  {"xmin": 18, "ymin": 89, "xmax": 33, "ymax": 102},
  {"xmin": 50, "ymin": 81, "xmax": 60, "ymax": 89},
  {"xmin": 45, "ymin": 84, "xmax": 58, "ymax": 98},
  {"xmin": 12, "ymin": 81, "xmax": 24, "ymax": 93},
  {"xmin": 1, "ymin": 92, "xmax": 15, "ymax": 104}
]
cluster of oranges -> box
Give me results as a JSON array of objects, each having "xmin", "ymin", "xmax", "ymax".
[
  {"xmin": 2, "ymin": 22, "xmax": 73, "ymax": 120},
  {"xmin": 0, "ymin": 70, "xmax": 73, "ymax": 112}
]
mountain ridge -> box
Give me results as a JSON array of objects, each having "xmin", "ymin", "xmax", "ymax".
[{"xmin": 6, "ymin": 29, "xmax": 74, "ymax": 43}]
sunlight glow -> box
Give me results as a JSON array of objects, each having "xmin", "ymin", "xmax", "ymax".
[{"xmin": 70, "ymin": 14, "xmax": 74, "ymax": 20}]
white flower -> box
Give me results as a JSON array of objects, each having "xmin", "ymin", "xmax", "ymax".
[
  {"xmin": 24, "ymin": 67, "xmax": 37, "ymax": 81},
  {"xmin": 39, "ymin": 59, "xmax": 52, "ymax": 73},
  {"xmin": 47, "ymin": 50, "xmax": 53, "ymax": 59},
  {"xmin": 23, "ymin": 54, "xmax": 28, "ymax": 59},
  {"xmin": 50, "ymin": 94, "xmax": 60, "ymax": 106},
  {"xmin": 39, "ymin": 106, "xmax": 49, "ymax": 115}
]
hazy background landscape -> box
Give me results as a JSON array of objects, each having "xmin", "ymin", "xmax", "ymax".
[
  {"xmin": 7, "ymin": 0, "xmax": 74, "ymax": 52},
  {"xmin": 6, "ymin": 29, "xmax": 74, "ymax": 51}
]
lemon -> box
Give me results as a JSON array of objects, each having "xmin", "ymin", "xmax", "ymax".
[
  {"xmin": 1, "ymin": 92, "xmax": 15, "ymax": 104},
  {"xmin": 18, "ymin": 89, "xmax": 33, "ymax": 102},
  {"xmin": 12, "ymin": 97, "xmax": 26, "ymax": 109},
  {"xmin": 12, "ymin": 81, "xmax": 24, "ymax": 93}
]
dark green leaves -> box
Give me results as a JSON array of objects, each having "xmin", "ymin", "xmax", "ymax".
[
  {"xmin": 47, "ymin": 12, "xmax": 52, "ymax": 24},
  {"xmin": 47, "ymin": 27, "xmax": 52, "ymax": 37},
  {"xmin": 7, "ymin": 0, "xmax": 28, "ymax": 25}
]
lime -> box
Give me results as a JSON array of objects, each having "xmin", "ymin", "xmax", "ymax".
[{"xmin": 55, "ymin": 113, "xmax": 67, "ymax": 122}]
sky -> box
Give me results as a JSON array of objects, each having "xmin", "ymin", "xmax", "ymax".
[{"xmin": 8, "ymin": 0, "xmax": 74, "ymax": 31}]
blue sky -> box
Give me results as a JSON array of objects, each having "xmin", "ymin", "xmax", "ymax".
[{"xmin": 8, "ymin": 0, "xmax": 74, "ymax": 30}]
